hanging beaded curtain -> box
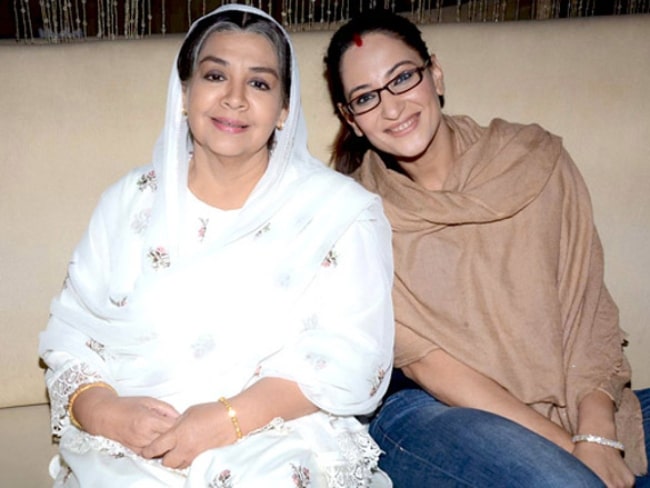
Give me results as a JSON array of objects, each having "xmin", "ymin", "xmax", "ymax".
[{"xmin": 10, "ymin": 0, "xmax": 650, "ymax": 43}]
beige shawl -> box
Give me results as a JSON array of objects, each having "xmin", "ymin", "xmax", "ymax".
[{"xmin": 356, "ymin": 114, "xmax": 646, "ymax": 474}]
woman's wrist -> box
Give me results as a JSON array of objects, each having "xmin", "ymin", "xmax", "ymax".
[
  {"xmin": 218, "ymin": 396, "xmax": 243, "ymax": 441},
  {"xmin": 573, "ymin": 389, "xmax": 622, "ymax": 455},
  {"xmin": 572, "ymin": 434, "xmax": 625, "ymax": 452},
  {"xmin": 576, "ymin": 390, "xmax": 618, "ymax": 439},
  {"xmin": 69, "ymin": 382, "xmax": 117, "ymax": 431}
]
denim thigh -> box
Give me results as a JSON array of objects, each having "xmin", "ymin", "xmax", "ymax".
[
  {"xmin": 634, "ymin": 388, "xmax": 650, "ymax": 487},
  {"xmin": 369, "ymin": 389, "xmax": 604, "ymax": 488}
]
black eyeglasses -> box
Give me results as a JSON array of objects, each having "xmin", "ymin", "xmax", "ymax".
[{"xmin": 344, "ymin": 59, "xmax": 432, "ymax": 116}]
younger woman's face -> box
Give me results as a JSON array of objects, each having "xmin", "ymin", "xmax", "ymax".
[
  {"xmin": 183, "ymin": 30, "xmax": 288, "ymax": 166},
  {"xmin": 339, "ymin": 33, "xmax": 445, "ymax": 165}
]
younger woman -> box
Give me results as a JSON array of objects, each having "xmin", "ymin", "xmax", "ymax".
[{"xmin": 325, "ymin": 9, "xmax": 649, "ymax": 487}]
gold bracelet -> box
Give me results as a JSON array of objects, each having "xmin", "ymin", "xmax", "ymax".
[
  {"xmin": 218, "ymin": 396, "xmax": 243, "ymax": 440},
  {"xmin": 67, "ymin": 382, "xmax": 116, "ymax": 429}
]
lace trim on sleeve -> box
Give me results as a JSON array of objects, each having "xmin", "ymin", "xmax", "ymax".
[{"xmin": 48, "ymin": 362, "xmax": 108, "ymax": 436}]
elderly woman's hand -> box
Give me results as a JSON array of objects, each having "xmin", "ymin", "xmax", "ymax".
[
  {"xmin": 72, "ymin": 386, "xmax": 180, "ymax": 455},
  {"xmin": 140, "ymin": 401, "xmax": 236, "ymax": 469},
  {"xmin": 140, "ymin": 378, "xmax": 318, "ymax": 469}
]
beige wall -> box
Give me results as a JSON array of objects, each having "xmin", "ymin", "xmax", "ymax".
[{"xmin": 1, "ymin": 15, "xmax": 649, "ymax": 411}]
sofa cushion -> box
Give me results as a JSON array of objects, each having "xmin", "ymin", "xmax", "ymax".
[{"xmin": 0, "ymin": 404, "xmax": 58, "ymax": 486}]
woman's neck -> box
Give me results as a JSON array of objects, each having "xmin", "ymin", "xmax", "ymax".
[
  {"xmin": 188, "ymin": 152, "xmax": 269, "ymax": 210},
  {"xmin": 398, "ymin": 119, "xmax": 455, "ymax": 191}
]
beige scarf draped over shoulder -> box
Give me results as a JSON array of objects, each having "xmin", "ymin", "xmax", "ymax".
[{"xmin": 356, "ymin": 114, "xmax": 646, "ymax": 474}]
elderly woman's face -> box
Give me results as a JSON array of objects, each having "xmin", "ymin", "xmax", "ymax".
[{"xmin": 182, "ymin": 30, "xmax": 288, "ymax": 165}]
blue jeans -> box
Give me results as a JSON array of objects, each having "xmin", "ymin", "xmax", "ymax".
[
  {"xmin": 369, "ymin": 380, "xmax": 650, "ymax": 487},
  {"xmin": 637, "ymin": 387, "xmax": 650, "ymax": 487}
]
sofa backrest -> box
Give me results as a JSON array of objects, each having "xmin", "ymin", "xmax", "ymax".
[{"xmin": 1, "ymin": 15, "xmax": 648, "ymax": 409}]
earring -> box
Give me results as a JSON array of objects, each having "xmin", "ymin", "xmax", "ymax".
[
  {"xmin": 182, "ymin": 108, "xmax": 188, "ymax": 117},
  {"xmin": 276, "ymin": 120, "xmax": 284, "ymax": 130}
]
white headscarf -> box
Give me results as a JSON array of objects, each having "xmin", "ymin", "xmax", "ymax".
[{"xmin": 150, "ymin": 4, "xmax": 335, "ymax": 260}]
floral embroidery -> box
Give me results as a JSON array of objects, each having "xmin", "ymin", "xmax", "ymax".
[
  {"xmin": 321, "ymin": 248, "xmax": 338, "ymax": 268},
  {"xmin": 147, "ymin": 246, "xmax": 170, "ymax": 270},
  {"xmin": 253, "ymin": 364, "xmax": 262, "ymax": 377},
  {"xmin": 136, "ymin": 170, "xmax": 157, "ymax": 192},
  {"xmin": 209, "ymin": 469, "xmax": 233, "ymax": 488},
  {"xmin": 131, "ymin": 208, "xmax": 151, "ymax": 234},
  {"xmin": 302, "ymin": 314, "xmax": 319, "ymax": 330},
  {"xmin": 191, "ymin": 334, "xmax": 215, "ymax": 358},
  {"xmin": 109, "ymin": 296, "xmax": 128, "ymax": 307},
  {"xmin": 86, "ymin": 339, "xmax": 106, "ymax": 359},
  {"xmin": 369, "ymin": 368, "xmax": 386, "ymax": 397},
  {"xmin": 198, "ymin": 217, "xmax": 209, "ymax": 242},
  {"xmin": 278, "ymin": 273, "xmax": 292, "ymax": 288},
  {"xmin": 306, "ymin": 353, "xmax": 327, "ymax": 371},
  {"xmin": 254, "ymin": 222, "xmax": 271, "ymax": 238},
  {"xmin": 291, "ymin": 463, "xmax": 311, "ymax": 487}
]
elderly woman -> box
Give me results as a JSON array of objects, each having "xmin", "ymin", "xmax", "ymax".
[
  {"xmin": 324, "ymin": 8, "xmax": 649, "ymax": 488},
  {"xmin": 39, "ymin": 5, "xmax": 394, "ymax": 487}
]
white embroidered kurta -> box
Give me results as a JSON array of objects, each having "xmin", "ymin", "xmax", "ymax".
[{"xmin": 38, "ymin": 5, "xmax": 394, "ymax": 487}]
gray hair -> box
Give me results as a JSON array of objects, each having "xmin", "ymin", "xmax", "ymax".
[{"xmin": 177, "ymin": 10, "xmax": 291, "ymax": 108}]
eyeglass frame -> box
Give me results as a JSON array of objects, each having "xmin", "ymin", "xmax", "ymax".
[{"xmin": 343, "ymin": 58, "xmax": 433, "ymax": 116}]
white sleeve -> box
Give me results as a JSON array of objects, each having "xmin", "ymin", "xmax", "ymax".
[
  {"xmin": 39, "ymin": 190, "xmax": 117, "ymax": 436},
  {"xmin": 258, "ymin": 200, "xmax": 394, "ymax": 416}
]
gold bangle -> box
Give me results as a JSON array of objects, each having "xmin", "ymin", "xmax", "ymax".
[
  {"xmin": 67, "ymin": 382, "xmax": 116, "ymax": 429},
  {"xmin": 218, "ymin": 396, "xmax": 243, "ymax": 440}
]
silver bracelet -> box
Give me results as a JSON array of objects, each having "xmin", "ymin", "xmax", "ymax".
[{"xmin": 571, "ymin": 434, "xmax": 625, "ymax": 452}]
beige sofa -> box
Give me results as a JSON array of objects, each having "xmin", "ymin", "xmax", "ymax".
[{"xmin": 1, "ymin": 15, "xmax": 649, "ymax": 486}]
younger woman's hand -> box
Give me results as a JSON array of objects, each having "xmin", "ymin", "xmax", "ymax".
[
  {"xmin": 72, "ymin": 386, "xmax": 180, "ymax": 455},
  {"xmin": 573, "ymin": 390, "xmax": 635, "ymax": 487},
  {"xmin": 572, "ymin": 442, "xmax": 635, "ymax": 488}
]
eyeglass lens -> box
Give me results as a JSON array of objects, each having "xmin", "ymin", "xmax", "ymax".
[{"xmin": 348, "ymin": 64, "xmax": 426, "ymax": 115}]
